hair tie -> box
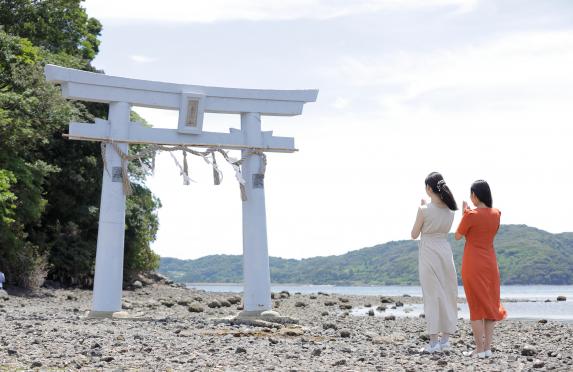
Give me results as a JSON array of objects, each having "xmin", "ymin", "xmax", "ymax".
[{"xmin": 436, "ymin": 179, "xmax": 446, "ymax": 192}]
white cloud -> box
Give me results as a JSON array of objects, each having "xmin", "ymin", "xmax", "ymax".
[
  {"xmin": 332, "ymin": 97, "xmax": 350, "ymax": 109},
  {"xmin": 327, "ymin": 30, "xmax": 573, "ymax": 112},
  {"xmin": 130, "ymin": 55, "xmax": 157, "ymax": 63},
  {"xmin": 84, "ymin": 0, "xmax": 478, "ymax": 23}
]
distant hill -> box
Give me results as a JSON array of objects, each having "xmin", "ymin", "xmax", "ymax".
[{"xmin": 159, "ymin": 225, "xmax": 573, "ymax": 285}]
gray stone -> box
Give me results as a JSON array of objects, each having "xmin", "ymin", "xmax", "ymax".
[
  {"xmin": 533, "ymin": 359, "xmax": 545, "ymax": 368},
  {"xmin": 384, "ymin": 315, "xmax": 396, "ymax": 321},
  {"xmin": 333, "ymin": 360, "xmax": 346, "ymax": 366},
  {"xmin": 556, "ymin": 296, "xmax": 566, "ymax": 301},
  {"xmin": 376, "ymin": 305, "xmax": 387, "ymax": 312},
  {"xmin": 295, "ymin": 301, "xmax": 307, "ymax": 308},
  {"xmin": 323, "ymin": 323, "xmax": 337, "ymax": 330},
  {"xmin": 132, "ymin": 280, "xmax": 143, "ymax": 289},
  {"xmin": 188, "ymin": 304, "xmax": 204, "ymax": 313},
  {"xmin": 312, "ymin": 348, "xmax": 322, "ymax": 356},
  {"xmin": 207, "ymin": 300, "xmax": 221, "ymax": 308},
  {"xmin": 339, "ymin": 304, "xmax": 352, "ymax": 310},
  {"xmin": 340, "ymin": 330, "xmax": 351, "ymax": 338},
  {"xmin": 338, "ymin": 298, "xmax": 349, "ymax": 303},
  {"xmin": 522, "ymin": 345, "xmax": 537, "ymax": 356},
  {"xmin": 324, "ymin": 301, "xmax": 336, "ymax": 306},
  {"xmin": 227, "ymin": 296, "xmax": 241, "ymax": 305},
  {"xmin": 219, "ymin": 300, "xmax": 231, "ymax": 307},
  {"xmin": 235, "ymin": 347, "xmax": 247, "ymax": 354},
  {"xmin": 367, "ymin": 309, "xmax": 375, "ymax": 316}
]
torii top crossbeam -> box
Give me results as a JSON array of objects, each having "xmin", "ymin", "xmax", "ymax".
[{"xmin": 44, "ymin": 64, "xmax": 318, "ymax": 152}]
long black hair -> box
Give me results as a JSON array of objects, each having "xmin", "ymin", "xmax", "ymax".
[
  {"xmin": 425, "ymin": 172, "xmax": 458, "ymax": 211},
  {"xmin": 470, "ymin": 180, "xmax": 493, "ymax": 208}
]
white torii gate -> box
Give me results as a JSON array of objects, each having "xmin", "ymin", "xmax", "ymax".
[{"xmin": 44, "ymin": 65, "xmax": 318, "ymax": 318}]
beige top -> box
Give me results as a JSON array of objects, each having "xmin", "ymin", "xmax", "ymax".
[{"xmin": 421, "ymin": 202, "xmax": 455, "ymax": 238}]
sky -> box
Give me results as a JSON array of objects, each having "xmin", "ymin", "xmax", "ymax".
[{"xmin": 83, "ymin": 0, "xmax": 573, "ymax": 260}]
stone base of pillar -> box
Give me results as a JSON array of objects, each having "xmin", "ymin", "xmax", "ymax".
[
  {"xmin": 213, "ymin": 310, "xmax": 298, "ymax": 327},
  {"xmin": 86, "ymin": 310, "xmax": 130, "ymax": 319}
]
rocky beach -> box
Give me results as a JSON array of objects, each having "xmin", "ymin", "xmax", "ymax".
[{"xmin": 1, "ymin": 281, "xmax": 572, "ymax": 371}]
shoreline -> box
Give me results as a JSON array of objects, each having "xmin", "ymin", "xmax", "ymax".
[{"xmin": 1, "ymin": 284, "xmax": 572, "ymax": 370}]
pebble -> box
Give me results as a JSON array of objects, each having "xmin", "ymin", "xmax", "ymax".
[
  {"xmin": 533, "ymin": 359, "xmax": 545, "ymax": 368},
  {"xmin": 556, "ymin": 296, "xmax": 566, "ymax": 301},
  {"xmin": 521, "ymin": 345, "xmax": 537, "ymax": 356},
  {"xmin": 340, "ymin": 330, "xmax": 351, "ymax": 338},
  {"xmin": 188, "ymin": 304, "xmax": 204, "ymax": 313},
  {"xmin": 323, "ymin": 323, "xmax": 338, "ymax": 330}
]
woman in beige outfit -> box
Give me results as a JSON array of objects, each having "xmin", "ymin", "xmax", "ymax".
[{"xmin": 411, "ymin": 172, "xmax": 459, "ymax": 353}]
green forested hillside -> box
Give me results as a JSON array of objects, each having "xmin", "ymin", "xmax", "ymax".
[{"xmin": 159, "ymin": 225, "xmax": 573, "ymax": 285}]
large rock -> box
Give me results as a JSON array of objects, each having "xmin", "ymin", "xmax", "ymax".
[
  {"xmin": 188, "ymin": 304, "xmax": 204, "ymax": 313},
  {"xmin": 521, "ymin": 345, "xmax": 537, "ymax": 356},
  {"xmin": 227, "ymin": 296, "xmax": 241, "ymax": 305},
  {"xmin": 132, "ymin": 280, "xmax": 143, "ymax": 289},
  {"xmin": 556, "ymin": 296, "xmax": 566, "ymax": 302},
  {"xmin": 207, "ymin": 300, "xmax": 221, "ymax": 308}
]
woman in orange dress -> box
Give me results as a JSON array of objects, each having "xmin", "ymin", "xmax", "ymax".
[{"xmin": 455, "ymin": 180, "xmax": 507, "ymax": 359}]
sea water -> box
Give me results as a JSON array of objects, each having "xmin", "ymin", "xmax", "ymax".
[{"xmin": 186, "ymin": 283, "xmax": 573, "ymax": 321}]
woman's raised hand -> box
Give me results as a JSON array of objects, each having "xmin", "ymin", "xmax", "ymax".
[{"xmin": 463, "ymin": 201, "xmax": 468, "ymax": 210}]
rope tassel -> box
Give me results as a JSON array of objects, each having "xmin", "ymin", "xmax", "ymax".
[
  {"xmin": 182, "ymin": 151, "xmax": 190, "ymax": 185},
  {"xmin": 212, "ymin": 152, "xmax": 222, "ymax": 185}
]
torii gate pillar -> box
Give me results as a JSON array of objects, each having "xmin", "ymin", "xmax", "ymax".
[
  {"xmin": 240, "ymin": 112, "xmax": 272, "ymax": 314},
  {"xmin": 91, "ymin": 102, "xmax": 130, "ymax": 317}
]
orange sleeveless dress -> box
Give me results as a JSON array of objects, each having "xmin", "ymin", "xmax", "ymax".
[{"xmin": 456, "ymin": 208, "xmax": 507, "ymax": 321}]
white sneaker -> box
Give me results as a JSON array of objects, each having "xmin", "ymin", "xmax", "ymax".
[
  {"xmin": 420, "ymin": 343, "xmax": 442, "ymax": 353},
  {"xmin": 463, "ymin": 350, "xmax": 486, "ymax": 359},
  {"xmin": 484, "ymin": 350, "xmax": 493, "ymax": 358}
]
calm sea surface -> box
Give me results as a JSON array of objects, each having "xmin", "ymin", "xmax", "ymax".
[{"xmin": 186, "ymin": 284, "xmax": 573, "ymax": 321}]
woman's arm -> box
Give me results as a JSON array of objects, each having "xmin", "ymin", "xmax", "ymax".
[
  {"xmin": 455, "ymin": 201, "xmax": 471, "ymax": 240},
  {"xmin": 411, "ymin": 207, "xmax": 424, "ymax": 239}
]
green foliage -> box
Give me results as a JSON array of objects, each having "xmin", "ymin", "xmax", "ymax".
[
  {"xmin": 159, "ymin": 225, "xmax": 573, "ymax": 286},
  {"xmin": 0, "ymin": 0, "xmax": 102, "ymax": 61},
  {"xmin": 0, "ymin": 1, "xmax": 160, "ymax": 288},
  {"xmin": 124, "ymin": 184, "xmax": 161, "ymax": 281}
]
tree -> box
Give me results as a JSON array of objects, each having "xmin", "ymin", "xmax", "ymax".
[{"xmin": 0, "ymin": 1, "xmax": 161, "ymax": 288}]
